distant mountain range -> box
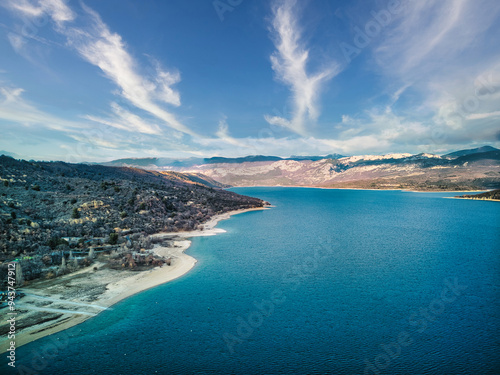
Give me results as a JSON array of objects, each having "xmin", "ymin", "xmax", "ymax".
[
  {"xmin": 442, "ymin": 146, "xmax": 498, "ymax": 158},
  {"xmin": 95, "ymin": 146, "xmax": 500, "ymax": 191},
  {"xmin": 3, "ymin": 146, "xmax": 499, "ymax": 191},
  {"xmin": 100, "ymin": 154, "xmax": 347, "ymax": 169}
]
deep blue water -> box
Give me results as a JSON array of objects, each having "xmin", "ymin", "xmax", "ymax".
[{"xmin": 3, "ymin": 188, "xmax": 500, "ymax": 374}]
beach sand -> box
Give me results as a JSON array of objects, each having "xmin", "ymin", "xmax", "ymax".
[{"xmin": 0, "ymin": 207, "xmax": 267, "ymax": 353}]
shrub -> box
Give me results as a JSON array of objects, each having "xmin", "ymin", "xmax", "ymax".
[
  {"xmin": 3, "ymin": 180, "xmax": 8, "ymax": 187},
  {"xmin": 32, "ymin": 185, "xmax": 40, "ymax": 191},
  {"xmin": 120, "ymin": 211, "xmax": 128, "ymax": 218},
  {"xmin": 47, "ymin": 237, "xmax": 69, "ymax": 250},
  {"xmin": 70, "ymin": 198, "xmax": 77, "ymax": 204},
  {"xmin": 11, "ymin": 212, "xmax": 16, "ymax": 219}
]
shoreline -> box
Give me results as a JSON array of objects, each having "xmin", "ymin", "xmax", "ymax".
[
  {"xmin": 229, "ymin": 185, "xmax": 489, "ymax": 194},
  {"xmin": 451, "ymin": 197, "xmax": 500, "ymax": 202},
  {"xmin": 0, "ymin": 206, "xmax": 268, "ymax": 353}
]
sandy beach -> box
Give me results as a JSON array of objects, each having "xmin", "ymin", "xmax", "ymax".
[
  {"xmin": 0, "ymin": 207, "xmax": 268, "ymax": 353},
  {"xmin": 450, "ymin": 196, "xmax": 500, "ymax": 202}
]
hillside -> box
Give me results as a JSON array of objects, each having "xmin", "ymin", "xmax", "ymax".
[
  {"xmin": 456, "ymin": 189, "xmax": 500, "ymax": 201},
  {"xmin": 0, "ymin": 156, "xmax": 266, "ymax": 285}
]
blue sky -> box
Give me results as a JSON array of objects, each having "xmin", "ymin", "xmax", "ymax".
[{"xmin": 1, "ymin": 0, "xmax": 500, "ymax": 162}]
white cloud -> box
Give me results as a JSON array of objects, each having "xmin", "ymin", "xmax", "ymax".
[
  {"xmin": 7, "ymin": 33, "xmax": 26, "ymax": 53},
  {"xmin": 215, "ymin": 116, "xmax": 247, "ymax": 147},
  {"xmin": 374, "ymin": 1, "xmax": 498, "ymax": 79},
  {"xmin": 359, "ymin": 0, "xmax": 500, "ymax": 150},
  {"xmin": 0, "ymin": 85, "xmax": 85, "ymax": 132},
  {"xmin": 1, "ymin": 0, "xmax": 75, "ymax": 26},
  {"xmin": 63, "ymin": 4, "xmax": 194, "ymax": 136},
  {"xmin": 84, "ymin": 102, "xmax": 162, "ymax": 135},
  {"xmin": 263, "ymin": 114, "xmax": 291, "ymax": 129},
  {"xmin": 266, "ymin": 0, "xmax": 340, "ymax": 136},
  {"xmin": 152, "ymin": 60, "xmax": 181, "ymax": 106},
  {"xmin": 2, "ymin": 0, "xmax": 195, "ymax": 137},
  {"xmin": 467, "ymin": 111, "xmax": 500, "ymax": 120}
]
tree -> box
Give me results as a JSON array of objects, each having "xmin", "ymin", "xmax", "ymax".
[
  {"xmin": 11, "ymin": 212, "xmax": 16, "ymax": 219},
  {"xmin": 72, "ymin": 207, "xmax": 80, "ymax": 219},
  {"xmin": 109, "ymin": 233, "xmax": 119, "ymax": 245},
  {"xmin": 3, "ymin": 180, "xmax": 8, "ymax": 187}
]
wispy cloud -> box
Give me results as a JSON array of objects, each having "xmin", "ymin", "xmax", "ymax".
[
  {"xmin": 7, "ymin": 32, "xmax": 26, "ymax": 53},
  {"xmin": 0, "ymin": 85, "xmax": 85, "ymax": 132},
  {"xmin": 266, "ymin": 0, "xmax": 340, "ymax": 136},
  {"xmin": 84, "ymin": 102, "xmax": 162, "ymax": 135},
  {"xmin": 0, "ymin": 83, "xmax": 194, "ymax": 162},
  {"xmin": 65, "ymin": 3, "xmax": 194, "ymax": 136},
  {"xmin": 355, "ymin": 0, "xmax": 500, "ymax": 151},
  {"xmin": 2, "ymin": 0, "xmax": 75, "ymax": 26},
  {"xmin": 466, "ymin": 111, "xmax": 500, "ymax": 120},
  {"xmin": 373, "ymin": 0, "xmax": 500, "ymax": 92},
  {"xmin": 215, "ymin": 116, "xmax": 246, "ymax": 147},
  {"xmin": 2, "ymin": 0, "xmax": 195, "ymax": 137}
]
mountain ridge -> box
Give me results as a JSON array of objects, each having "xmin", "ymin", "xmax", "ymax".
[{"xmin": 3, "ymin": 146, "xmax": 499, "ymax": 191}]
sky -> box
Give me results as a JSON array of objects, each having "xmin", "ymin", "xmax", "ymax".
[{"xmin": 0, "ymin": 0, "xmax": 499, "ymax": 162}]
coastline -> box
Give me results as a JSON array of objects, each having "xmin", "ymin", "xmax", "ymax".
[
  {"xmin": 451, "ymin": 197, "xmax": 500, "ymax": 202},
  {"xmin": 0, "ymin": 206, "xmax": 268, "ymax": 353},
  {"xmin": 229, "ymin": 185, "xmax": 489, "ymax": 194}
]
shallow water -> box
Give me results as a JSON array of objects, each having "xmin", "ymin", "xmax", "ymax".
[{"xmin": 4, "ymin": 188, "xmax": 500, "ymax": 374}]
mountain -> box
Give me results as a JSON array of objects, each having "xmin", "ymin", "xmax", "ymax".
[
  {"xmin": 0, "ymin": 150, "xmax": 21, "ymax": 159},
  {"xmin": 288, "ymin": 153, "xmax": 346, "ymax": 161},
  {"xmin": 180, "ymin": 149, "xmax": 500, "ymax": 191},
  {"xmin": 101, "ymin": 157, "xmax": 204, "ymax": 169},
  {"xmin": 98, "ymin": 146, "xmax": 500, "ymax": 191},
  {"xmin": 204, "ymin": 155, "xmax": 283, "ymax": 164},
  {"xmin": 443, "ymin": 146, "xmax": 499, "ymax": 158}
]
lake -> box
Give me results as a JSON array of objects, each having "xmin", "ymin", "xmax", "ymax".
[{"xmin": 4, "ymin": 188, "xmax": 500, "ymax": 374}]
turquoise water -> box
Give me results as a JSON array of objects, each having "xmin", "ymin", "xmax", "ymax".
[{"xmin": 3, "ymin": 188, "xmax": 500, "ymax": 374}]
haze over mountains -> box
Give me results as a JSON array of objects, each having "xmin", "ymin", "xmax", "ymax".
[
  {"xmin": 101, "ymin": 154, "xmax": 347, "ymax": 169},
  {"xmin": 100, "ymin": 146, "xmax": 500, "ymax": 191}
]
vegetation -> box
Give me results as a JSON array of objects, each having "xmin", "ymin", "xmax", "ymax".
[
  {"xmin": 72, "ymin": 207, "xmax": 81, "ymax": 219},
  {"xmin": 456, "ymin": 189, "xmax": 500, "ymax": 201},
  {"xmin": 108, "ymin": 232, "xmax": 119, "ymax": 245}
]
